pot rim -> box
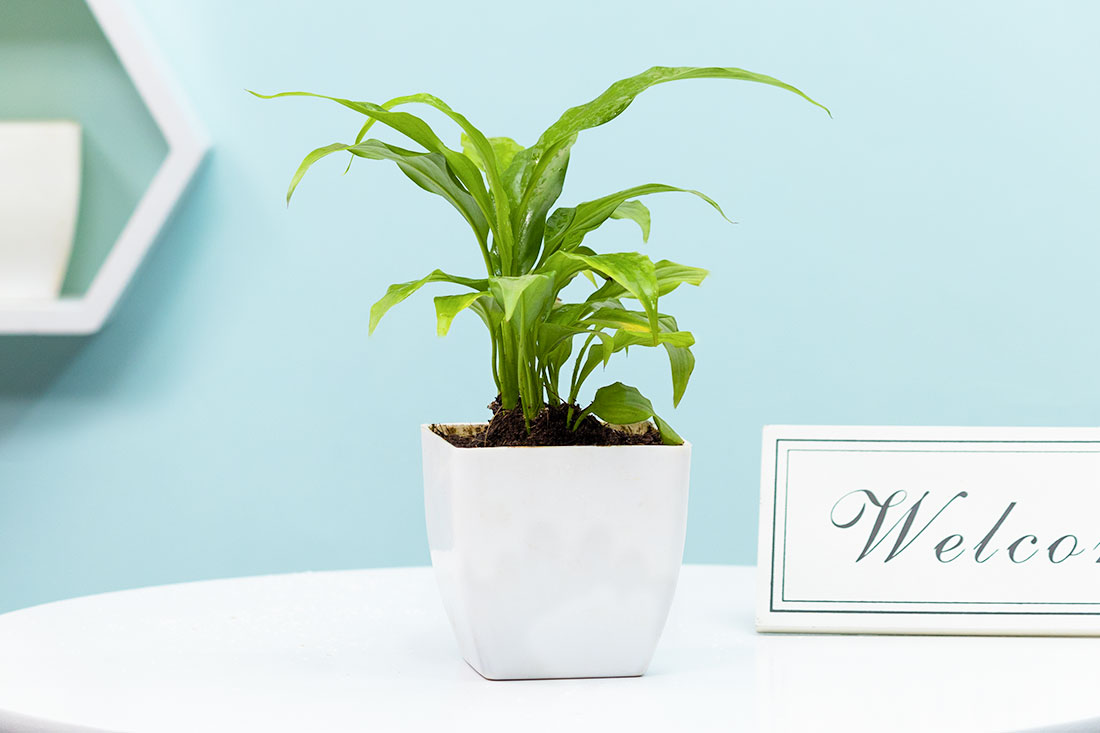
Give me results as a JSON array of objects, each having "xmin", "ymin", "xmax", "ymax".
[{"xmin": 421, "ymin": 423, "xmax": 692, "ymax": 450}]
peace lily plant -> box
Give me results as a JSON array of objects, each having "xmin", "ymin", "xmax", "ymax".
[{"xmin": 258, "ymin": 66, "xmax": 825, "ymax": 680}]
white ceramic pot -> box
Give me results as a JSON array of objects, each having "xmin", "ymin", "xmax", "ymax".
[
  {"xmin": 421, "ymin": 424, "xmax": 691, "ymax": 680},
  {"xmin": 0, "ymin": 121, "xmax": 82, "ymax": 300}
]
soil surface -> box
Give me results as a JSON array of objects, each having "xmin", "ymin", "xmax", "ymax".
[{"xmin": 433, "ymin": 397, "xmax": 663, "ymax": 448}]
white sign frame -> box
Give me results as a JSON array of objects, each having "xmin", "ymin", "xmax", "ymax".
[{"xmin": 757, "ymin": 425, "xmax": 1100, "ymax": 636}]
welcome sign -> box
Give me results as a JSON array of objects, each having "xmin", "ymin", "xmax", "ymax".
[{"xmin": 756, "ymin": 426, "xmax": 1100, "ymax": 635}]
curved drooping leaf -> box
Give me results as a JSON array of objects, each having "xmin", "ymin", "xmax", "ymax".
[
  {"xmin": 596, "ymin": 326, "xmax": 695, "ymax": 349},
  {"xmin": 249, "ymin": 90, "xmax": 500, "ymax": 243},
  {"xmin": 581, "ymin": 307, "xmax": 651, "ymax": 334},
  {"xmin": 435, "ymin": 292, "xmax": 489, "ymax": 336},
  {"xmin": 568, "ymin": 310, "xmax": 695, "ymax": 407},
  {"xmin": 534, "ymin": 250, "xmax": 594, "ymax": 293},
  {"xmin": 366, "ymin": 92, "xmax": 514, "ymax": 251},
  {"xmin": 543, "ymin": 183, "xmax": 730, "ymax": 259},
  {"xmin": 350, "ymin": 140, "xmax": 489, "ymax": 241},
  {"xmin": 285, "ymin": 142, "xmax": 352, "ymax": 204},
  {"xmin": 536, "ymin": 66, "xmax": 830, "ymax": 154},
  {"xmin": 558, "ymin": 252, "xmax": 660, "ymax": 342},
  {"xmin": 610, "ymin": 200, "xmax": 651, "ymax": 242},
  {"xmin": 652, "ymin": 415, "xmax": 684, "ymax": 445},
  {"xmin": 538, "ymin": 322, "xmax": 615, "ymax": 357},
  {"xmin": 344, "ymin": 93, "xmax": 433, "ymax": 173},
  {"xmin": 664, "ymin": 343, "xmax": 695, "ymax": 407},
  {"xmin": 350, "ymin": 93, "xmax": 426, "ymax": 146},
  {"xmin": 489, "ymin": 274, "xmax": 556, "ymax": 329},
  {"xmin": 469, "ymin": 294, "xmax": 503, "ymax": 331},
  {"xmin": 589, "ymin": 259, "xmax": 709, "ymax": 301},
  {"xmin": 574, "ymin": 382, "xmax": 683, "ymax": 445},
  {"xmin": 545, "ymin": 302, "xmax": 590, "ymax": 327},
  {"xmin": 462, "ymin": 134, "xmax": 524, "ymax": 176},
  {"xmin": 286, "ymin": 139, "xmax": 492, "ymax": 247},
  {"xmin": 510, "ymin": 65, "xmax": 828, "ymax": 226},
  {"xmin": 370, "ymin": 270, "xmax": 487, "ymax": 334}
]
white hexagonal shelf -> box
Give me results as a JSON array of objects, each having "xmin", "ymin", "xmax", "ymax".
[{"xmin": 0, "ymin": 0, "xmax": 209, "ymax": 335}]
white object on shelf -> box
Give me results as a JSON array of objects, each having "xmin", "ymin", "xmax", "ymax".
[
  {"xmin": 0, "ymin": 121, "xmax": 82, "ymax": 300},
  {"xmin": 421, "ymin": 425, "xmax": 690, "ymax": 680},
  {"xmin": 0, "ymin": 0, "xmax": 208, "ymax": 335},
  {"xmin": 1, "ymin": 566, "xmax": 1099, "ymax": 732}
]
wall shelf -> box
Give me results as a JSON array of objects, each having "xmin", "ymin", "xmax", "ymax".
[{"xmin": 0, "ymin": 0, "xmax": 208, "ymax": 335}]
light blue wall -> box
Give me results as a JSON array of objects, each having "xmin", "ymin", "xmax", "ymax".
[{"xmin": 1, "ymin": 0, "xmax": 1098, "ymax": 613}]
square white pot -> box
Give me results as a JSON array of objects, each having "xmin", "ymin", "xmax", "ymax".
[
  {"xmin": 421, "ymin": 424, "xmax": 691, "ymax": 680},
  {"xmin": 0, "ymin": 121, "xmax": 82, "ymax": 300}
]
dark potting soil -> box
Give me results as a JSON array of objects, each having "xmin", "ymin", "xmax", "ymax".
[{"xmin": 432, "ymin": 397, "xmax": 663, "ymax": 448}]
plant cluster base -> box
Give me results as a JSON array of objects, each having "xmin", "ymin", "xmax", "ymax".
[{"xmin": 433, "ymin": 397, "xmax": 663, "ymax": 448}]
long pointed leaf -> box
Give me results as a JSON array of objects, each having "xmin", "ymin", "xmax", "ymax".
[
  {"xmin": 511, "ymin": 135, "xmax": 574, "ymax": 274},
  {"xmin": 610, "ymin": 200, "xmax": 651, "ymax": 242},
  {"xmin": 370, "ymin": 270, "xmax": 487, "ymax": 334},
  {"xmin": 559, "ymin": 252, "xmax": 660, "ymax": 342},
  {"xmin": 589, "ymin": 259, "xmax": 708, "ymax": 301},
  {"xmin": 250, "ymin": 90, "xmax": 499, "ymax": 244},
  {"xmin": 536, "ymin": 66, "xmax": 829, "ymax": 153},
  {"xmin": 512, "ymin": 65, "xmax": 826, "ymax": 247},
  {"xmin": 544, "ymin": 183, "xmax": 730, "ymax": 258},
  {"xmin": 575, "ymin": 382, "xmax": 684, "ymax": 444},
  {"xmin": 664, "ymin": 344, "xmax": 695, "ymax": 407},
  {"xmin": 489, "ymin": 274, "xmax": 556, "ymax": 330},
  {"xmin": 462, "ymin": 134, "xmax": 524, "ymax": 176},
  {"xmin": 286, "ymin": 142, "xmax": 351, "ymax": 204},
  {"xmin": 435, "ymin": 292, "xmax": 488, "ymax": 336},
  {"xmin": 346, "ymin": 140, "xmax": 490, "ymax": 242},
  {"xmin": 370, "ymin": 93, "xmax": 514, "ymax": 255}
]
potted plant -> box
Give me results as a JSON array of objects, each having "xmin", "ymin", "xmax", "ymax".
[{"xmin": 257, "ymin": 67, "xmax": 826, "ymax": 680}]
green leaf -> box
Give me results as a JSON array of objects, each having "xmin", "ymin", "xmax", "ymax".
[
  {"xmin": 535, "ymin": 66, "xmax": 829, "ymax": 154},
  {"xmin": 348, "ymin": 92, "xmax": 512, "ymax": 244},
  {"xmin": 507, "ymin": 65, "xmax": 826, "ymax": 250},
  {"xmin": 575, "ymin": 382, "xmax": 684, "ymax": 445},
  {"xmin": 511, "ymin": 135, "xmax": 574, "ymax": 274},
  {"xmin": 582, "ymin": 307, "xmax": 652, "ymax": 333},
  {"xmin": 545, "ymin": 302, "xmax": 590, "ymax": 326},
  {"xmin": 462, "ymin": 134, "xmax": 524, "ymax": 175},
  {"xmin": 539, "ymin": 322, "xmax": 615, "ymax": 355},
  {"xmin": 469, "ymin": 294, "xmax": 503, "ymax": 331},
  {"xmin": 606, "ymin": 328, "xmax": 695, "ymax": 349},
  {"xmin": 610, "ymin": 200, "xmax": 651, "ymax": 242},
  {"xmin": 560, "ymin": 252, "xmax": 660, "ymax": 342},
  {"xmin": 250, "ymin": 90, "xmax": 500, "ymax": 244},
  {"xmin": 652, "ymin": 414, "xmax": 684, "ymax": 445},
  {"xmin": 544, "ymin": 184, "xmax": 730, "ymax": 259},
  {"xmin": 349, "ymin": 93, "xmax": 426, "ymax": 146},
  {"xmin": 285, "ymin": 142, "xmax": 351, "ymax": 204},
  {"xmin": 663, "ymin": 344, "xmax": 695, "ymax": 407},
  {"xmin": 434, "ymin": 292, "xmax": 488, "ymax": 336},
  {"xmin": 579, "ymin": 381, "xmax": 656, "ymax": 425},
  {"xmin": 370, "ymin": 270, "xmax": 487, "ymax": 334},
  {"xmin": 346, "ymin": 140, "xmax": 490, "ymax": 243},
  {"xmin": 489, "ymin": 274, "xmax": 556, "ymax": 330},
  {"xmin": 590, "ymin": 259, "xmax": 708, "ymax": 301}
]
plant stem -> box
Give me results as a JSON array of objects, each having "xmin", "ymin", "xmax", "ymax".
[
  {"xmin": 568, "ymin": 333, "xmax": 597, "ymax": 405},
  {"xmin": 489, "ymin": 331, "xmax": 501, "ymax": 396}
]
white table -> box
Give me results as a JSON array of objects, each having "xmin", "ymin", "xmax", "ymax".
[{"xmin": 0, "ymin": 566, "xmax": 1097, "ymax": 733}]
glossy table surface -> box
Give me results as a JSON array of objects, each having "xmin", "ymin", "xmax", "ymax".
[{"xmin": 0, "ymin": 565, "xmax": 1097, "ymax": 733}]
